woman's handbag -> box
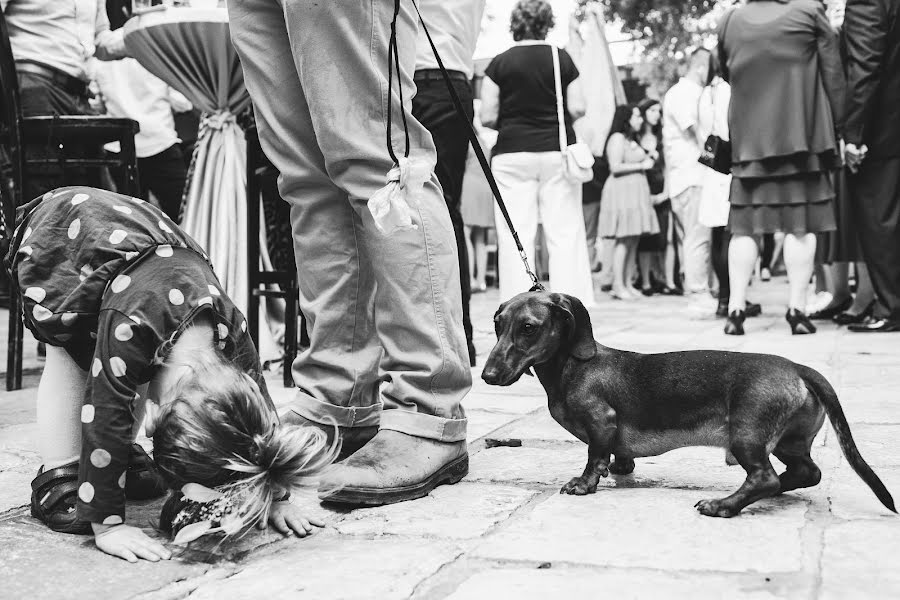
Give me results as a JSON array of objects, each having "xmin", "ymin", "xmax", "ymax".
[
  {"xmin": 698, "ymin": 133, "xmax": 732, "ymax": 175},
  {"xmin": 551, "ymin": 45, "xmax": 594, "ymax": 184}
]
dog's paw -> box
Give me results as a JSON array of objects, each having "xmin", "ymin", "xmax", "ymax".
[
  {"xmin": 560, "ymin": 477, "xmax": 595, "ymax": 496},
  {"xmin": 694, "ymin": 499, "xmax": 739, "ymax": 518},
  {"xmin": 609, "ymin": 458, "xmax": 635, "ymax": 475}
]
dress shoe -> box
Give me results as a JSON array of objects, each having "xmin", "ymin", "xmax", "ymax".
[
  {"xmin": 809, "ymin": 296, "xmax": 853, "ymax": 320},
  {"xmin": 318, "ymin": 430, "xmax": 468, "ymax": 506},
  {"xmin": 281, "ymin": 412, "xmax": 378, "ymax": 461},
  {"xmin": 848, "ymin": 317, "xmax": 900, "ymax": 333},
  {"xmin": 833, "ymin": 301, "xmax": 874, "ymax": 326},
  {"xmin": 786, "ymin": 308, "xmax": 816, "ymax": 335}
]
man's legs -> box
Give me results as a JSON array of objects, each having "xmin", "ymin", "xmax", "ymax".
[
  {"xmin": 851, "ymin": 158, "xmax": 900, "ymax": 323},
  {"xmin": 671, "ymin": 186, "xmax": 713, "ymax": 310},
  {"xmin": 137, "ymin": 145, "xmax": 188, "ymax": 223},
  {"xmin": 411, "ymin": 77, "xmax": 475, "ymax": 365},
  {"xmin": 229, "ymin": 0, "xmax": 471, "ymax": 501}
]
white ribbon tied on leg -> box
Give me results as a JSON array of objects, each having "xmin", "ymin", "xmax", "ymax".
[{"xmin": 367, "ymin": 156, "xmax": 434, "ymax": 235}]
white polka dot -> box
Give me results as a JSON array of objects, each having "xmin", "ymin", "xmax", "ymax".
[
  {"xmin": 113, "ymin": 205, "xmax": 132, "ymax": 215},
  {"xmin": 129, "ymin": 315, "xmax": 141, "ymax": 325},
  {"xmin": 114, "ymin": 323, "xmax": 133, "ymax": 341},
  {"xmin": 218, "ymin": 340, "xmax": 227, "ymax": 350},
  {"xmin": 125, "ymin": 251, "xmax": 139, "ymax": 261},
  {"xmin": 217, "ymin": 323, "xmax": 228, "ymax": 339},
  {"xmin": 78, "ymin": 482, "xmax": 94, "ymax": 503},
  {"xmin": 155, "ymin": 244, "xmax": 173, "ymax": 258},
  {"xmin": 111, "ymin": 275, "xmax": 131, "ymax": 293},
  {"xmin": 79, "ymin": 264, "xmax": 93, "ymax": 281},
  {"xmin": 24, "ymin": 287, "xmax": 46, "ymax": 302},
  {"xmin": 240, "ymin": 320, "xmax": 247, "ymax": 333},
  {"xmin": 168, "ymin": 289, "xmax": 184, "ymax": 305},
  {"xmin": 118, "ymin": 471, "xmax": 127, "ymax": 489},
  {"xmin": 18, "ymin": 245, "xmax": 33, "ymax": 257},
  {"xmin": 67, "ymin": 218, "xmax": 81, "ymax": 240},
  {"xmin": 71, "ymin": 193, "xmax": 89, "ymax": 205},
  {"xmin": 61, "ymin": 312, "xmax": 78, "ymax": 326},
  {"xmin": 130, "ymin": 196, "xmax": 145, "ymax": 204},
  {"xmin": 90, "ymin": 332, "xmax": 97, "ymax": 340},
  {"xmin": 109, "ymin": 229, "xmax": 128, "ymax": 244},
  {"xmin": 32, "ymin": 305, "xmax": 52, "ymax": 321},
  {"xmin": 90, "ymin": 449, "xmax": 111, "ymax": 468},
  {"xmin": 158, "ymin": 220, "xmax": 173, "ymax": 233},
  {"xmin": 43, "ymin": 191, "xmax": 54, "ymax": 201},
  {"xmin": 81, "ymin": 404, "xmax": 95, "ymax": 423},
  {"xmin": 109, "ymin": 357, "xmax": 127, "ymax": 377},
  {"xmin": 92, "ymin": 358, "xmax": 102, "ymax": 377},
  {"xmin": 102, "ymin": 515, "xmax": 123, "ymax": 525},
  {"xmin": 196, "ymin": 296, "xmax": 213, "ymax": 307},
  {"xmin": 208, "ymin": 285, "xmax": 221, "ymax": 296},
  {"xmin": 55, "ymin": 333, "xmax": 72, "ymax": 342},
  {"xmin": 22, "ymin": 227, "xmax": 32, "ymax": 241}
]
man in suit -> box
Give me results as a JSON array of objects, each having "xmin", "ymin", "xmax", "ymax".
[{"xmin": 844, "ymin": 0, "xmax": 900, "ymax": 332}]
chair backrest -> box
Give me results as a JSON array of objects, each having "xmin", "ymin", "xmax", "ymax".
[{"xmin": 0, "ymin": 10, "xmax": 24, "ymax": 241}]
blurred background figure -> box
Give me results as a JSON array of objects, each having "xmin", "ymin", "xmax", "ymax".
[
  {"xmin": 635, "ymin": 97, "xmax": 672, "ymax": 297},
  {"xmin": 480, "ymin": 0, "xmax": 594, "ymax": 305},
  {"xmin": 718, "ymin": 0, "xmax": 845, "ymax": 336},
  {"xmin": 461, "ymin": 101, "xmax": 497, "ymax": 296}
]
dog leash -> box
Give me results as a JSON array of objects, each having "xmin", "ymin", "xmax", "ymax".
[{"xmin": 386, "ymin": 0, "xmax": 544, "ymax": 293}]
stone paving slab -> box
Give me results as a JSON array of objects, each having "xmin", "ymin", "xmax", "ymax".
[
  {"xmin": 827, "ymin": 465, "xmax": 900, "ymax": 520},
  {"xmin": 186, "ymin": 535, "xmax": 464, "ymax": 600},
  {"xmin": 445, "ymin": 568, "xmax": 810, "ymax": 600},
  {"xmin": 334, "ymin": 483, "xmax": 537, "ymax": 539},
  {"xmin": 820, "ymin": 521, "xmax": 900, "ymax": 599},
  {"xmin": 472, "ymin": 490, "xmax": 809, "ymax": 573}
]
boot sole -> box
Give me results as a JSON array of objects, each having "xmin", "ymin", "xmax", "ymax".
[{"xmin": 320, "ymin": 453, "xmax": 469, "ymax": 506}]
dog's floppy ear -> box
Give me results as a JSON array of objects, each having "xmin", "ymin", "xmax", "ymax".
[{"xmin": 549, "ymin": 293, "xmax": 597, "ymax": 360}]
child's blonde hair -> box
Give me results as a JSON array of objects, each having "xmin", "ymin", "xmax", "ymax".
[{"xmin": 152, "ymin": 352, "xmax": 337, "ymax": 538}]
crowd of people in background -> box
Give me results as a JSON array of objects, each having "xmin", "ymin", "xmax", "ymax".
[{"xmin": 462, "ymin": 0, "xmax": 899, "ymax": 337}]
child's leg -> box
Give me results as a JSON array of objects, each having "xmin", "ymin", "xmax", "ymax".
[{"xmin": 37, "ymin": 346, "xmax": 88, "ymax": 469}]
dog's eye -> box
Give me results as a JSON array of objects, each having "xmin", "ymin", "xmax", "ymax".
[{"xmin": 521, "ymin": 323, "xmax": 536, "ymax": 335}]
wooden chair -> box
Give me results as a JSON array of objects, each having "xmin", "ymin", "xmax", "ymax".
[
  {"xmin": 246, "ymin": 125, "xmax": 306, "ymax": 388},
  {"xmin": 0, "ymin": 11, "xmax": 140, "ymax": 390}
]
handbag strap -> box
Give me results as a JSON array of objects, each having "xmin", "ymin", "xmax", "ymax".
[
  {"xmin": 411, "ymin": 0, "xmax": 543, "ymax": 291},
  {"xmin": 551, "ymin": 45, "xmax": 568, "ymax": 151}
]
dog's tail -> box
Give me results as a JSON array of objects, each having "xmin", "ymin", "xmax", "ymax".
[{"xmin": 798, "ymin": 364, "xmax": 896, "ymax": 513}]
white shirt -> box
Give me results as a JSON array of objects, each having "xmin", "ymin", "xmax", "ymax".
[
  {"xmin": 698, "ymin": 78, "xmax": 731, "ymax": 143},
  {"xmin": 662, "ymin": 77, "xmax": 705, "ymax": 198},
  {"xmin": 415, "ymin": 0, "xmax": 486, "ymax": 79},
  {"xmin": 93, "ymin": 58, "xmax": 183, "ymax": 158},
  {"xmin": 1, "ymin": 0, "xmax": 125, "ymax": 82}
]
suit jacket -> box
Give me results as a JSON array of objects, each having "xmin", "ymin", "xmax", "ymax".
[{"xmin": 843, "ymin": 0, "xmax": 900, "ymax": 159}]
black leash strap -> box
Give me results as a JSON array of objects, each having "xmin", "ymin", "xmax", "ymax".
[{"xmin": 387, "ymin": 0, "xmax": 544, "ymax": 292}]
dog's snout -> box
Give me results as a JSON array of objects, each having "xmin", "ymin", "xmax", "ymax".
[{"xmin": 482, "ymin": 366, "xmax": 501, "ymax": 384}]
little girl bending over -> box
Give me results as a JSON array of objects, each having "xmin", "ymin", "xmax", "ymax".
[{"xmin": 5, "ymin": 187, "xmax": 337, "ymax": 562}]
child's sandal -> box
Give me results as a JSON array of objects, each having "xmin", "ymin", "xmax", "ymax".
[
  {"xmin": 30, "ymin": 462, "xmax": 91, "ymax": 535},
  {"xmin": 126, "ymin": 444, "xmax": 168, "ymax": 501}
]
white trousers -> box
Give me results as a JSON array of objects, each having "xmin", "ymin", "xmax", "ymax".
[{"xmin": 492, "ymin": 151, "xmax": 596, "ymax": 305}]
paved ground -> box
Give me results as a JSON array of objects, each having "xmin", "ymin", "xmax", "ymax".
[{"xmin": 1, "ymin": 275, "xmax": 899, "ymax": 599}]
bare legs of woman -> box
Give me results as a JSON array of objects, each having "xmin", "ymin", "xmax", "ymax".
[
  {"xmin": 726, "ymin": 233, "xmax": 817, "ymax": 334},
  {"xmin": 612, "ymin": 236, "xmax": 640, "ymax": 300}
]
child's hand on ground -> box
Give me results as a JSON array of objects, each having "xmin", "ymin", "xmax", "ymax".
[
  {"xmin": 93, "ymin": 522, "xmax": 172, "ymax": 563},
  {"xmin": 261, "ymin": 500, "xmax": 325, "ymax": 538}
]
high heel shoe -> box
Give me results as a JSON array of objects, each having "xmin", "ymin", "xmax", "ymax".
[
  {"xmin": 833, "ymin": 301, "xmax": 874, "ymax": 325},
  {"xmin": 786, "ymin": 308, "xmax": 817, "ymax": 335},
  {"xmin": 724, "ymin": 310, "xmax": 746, "ymax": 335},
  {"xmin": 809, "ymin": 296, "xmax": 853, "ymax": 320}
]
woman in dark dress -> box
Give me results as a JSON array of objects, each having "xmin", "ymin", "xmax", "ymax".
[
  {"xmin": 718, "ymin": 0, "xmax": 846, "ymax": 335},
  {"xmin": 636, "ymin": 98, "xmax": 673, "ymax": 296}
]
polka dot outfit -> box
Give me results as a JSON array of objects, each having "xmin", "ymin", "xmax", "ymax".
[{"xmin": 5, "ymin": 187, "xmax": 269, "ymax": 526}]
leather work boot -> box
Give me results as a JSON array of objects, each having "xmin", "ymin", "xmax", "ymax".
[
  {"xmin": 281, "ymin": 412, "xmax": 378, "ymax": 461},
  {"xmin": 317, "ymin": 430, "xmax": 468, "ymax": 506}
]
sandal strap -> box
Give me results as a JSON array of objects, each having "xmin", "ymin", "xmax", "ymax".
[{"xmin": 31, "ymin": 462, "xmax": 79, "ymax": 494}]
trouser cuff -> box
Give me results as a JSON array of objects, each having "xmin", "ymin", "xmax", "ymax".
[
  {"xmin": 379, "ymin": 408, "xmax": 467, "ymax": 442},
  {"xmin": 286, "ymin": 391, "xmax": 381, "ymax": 428}
]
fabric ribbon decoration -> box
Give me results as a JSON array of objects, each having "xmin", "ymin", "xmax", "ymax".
[{"xmin": 367, "ymin": 155, "xmax": 434, "ymax": 235}]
